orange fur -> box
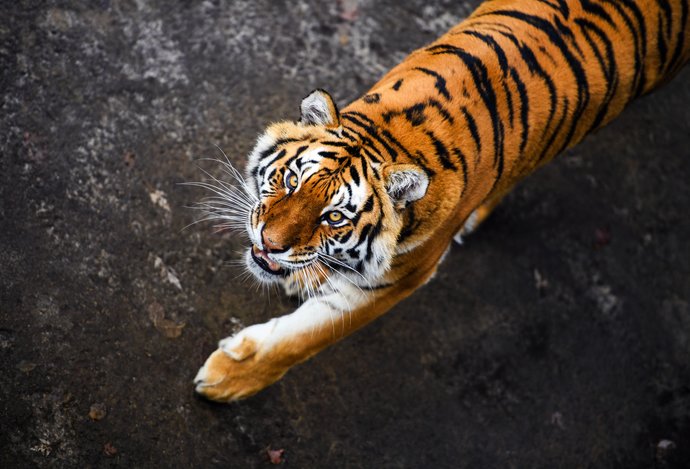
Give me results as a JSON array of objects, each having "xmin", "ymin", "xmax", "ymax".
[{"xmin": 195, "ymin": 0, "xmax": 690, "ymax": 401}]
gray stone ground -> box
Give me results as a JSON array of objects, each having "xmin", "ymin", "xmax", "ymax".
[{"xmin": 1, "ymin": 0, "xmax": 689, "ymax": 467}]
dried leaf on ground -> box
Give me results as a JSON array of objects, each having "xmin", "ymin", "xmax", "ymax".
[
  {"xmin": 103, "ymin": 442, "xmax": 118, "ymax": 457},
  {"xmin": 147, "ymin": 302, "xmax": 185, "ymax": 338},
  {"xmin": 17, "ymin": 360, "xmax": 36, "ymax": 373},
  {"xmin": 89, "ymin": 403, "xmax": 107, "ymax": 421},
  {"xmin": 266, "ymin": 448, "xmax": 285, "ymax": 465}
]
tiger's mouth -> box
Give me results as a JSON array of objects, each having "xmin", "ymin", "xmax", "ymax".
[{"xmin": 251, "ymin": 245, "xmax": 287, "ymax": 276}]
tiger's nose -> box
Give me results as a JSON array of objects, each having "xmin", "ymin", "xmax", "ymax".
[{"xmin": 261, "ymin": 229, "xmax": 288, "ymax": 254}]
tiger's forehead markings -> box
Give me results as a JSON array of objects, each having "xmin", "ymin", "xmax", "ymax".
[{"xmin": 252, "ymin": 132, "xmax": 375, "ymax": 213}]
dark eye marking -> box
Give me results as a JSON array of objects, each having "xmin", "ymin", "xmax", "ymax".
[
  {"xmin": 338, "ymin": 231, "xmax": 352, "ymax": 244},
  {"xmin": 318, "ymin": 151, "xmax": 341, "ymax": 160},
  {"xmin": 349, "ymin": 166, "xmax": 360, "ymax": 185},
  {"xmin": 362, "ymin": 195, "xmax": 375, "ymax": 213},
  {"xmin": 294, "ymin": 145, "xmax": 309, "ymax": 157},
  {"xmin": 258, "ymin": 149, "xmax": 287, "ymax": 177}
]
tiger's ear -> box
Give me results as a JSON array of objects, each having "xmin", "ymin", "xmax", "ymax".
[
  {"xmin": 300, "ymin": 89, "xmax": 341, "ymax": 128},
  {"xmin": 384, "ymin": 164, "xmax": 430, "ymax": 209}
]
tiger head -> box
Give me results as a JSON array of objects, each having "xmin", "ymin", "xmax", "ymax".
[{"xmin": 233, "ymin": 90, "xmax": 430, "ymax": 293}]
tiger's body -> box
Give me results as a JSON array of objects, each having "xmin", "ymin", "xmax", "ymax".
[{"xmin": 194, "ymin": 0, "xmax": 690, "ymax": 401}]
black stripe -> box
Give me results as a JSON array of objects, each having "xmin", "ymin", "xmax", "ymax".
[
  {"xmin": 349, "ymin": 166, "xmax": 360, "ymax": 186},
  {"xmin": 363, "ymin": 93, "xmax": 381, "ymax": 103},
  {"xmin": 425, "ymin": 130, "xmax": 457, "ymax": 171},
  {"xmin": 276, "ymin": 137, "xmax": 300, "ymax": 145},
  {"xmin": 341, "ymin": 128, "xmax": 359, "ymax": 142},
  {"xmin": 360, "ymin": 145, "xmax": 383, "ymax": 165},
  {"xmin": 339, "ymin": 230, "xmax": 353, "ymax": 244},
  {"xmin": 481, "ymin": 9, "xmax": 590, "ymax": 155},
  {"xmin": 618, "ymin": 0, "xmax": 649, "ymax": 96},
  {"xmin": 413, "ymin": 150, "xmax": 437, "ymax": 177},
  {"xmin": 460, "ymin": 106, "xmax": 482, "ymax": 154},
  {"xmin": 600, "ymin": 0, "xmax": 644, "ymax": 97},
  {"xmin": 364, "ymin": 219, "xmax": 383, "ymax": 262},
  {"xmin": 452, "ymin": 147, "xmax": 469, "ymax": 195},
  {"xmin": 579, "ymin": 0, "xmax": 615, "ymax": 27},
  {"xmin": 383, "ymin": 99, "xmax": 454, "ymax": 126},
  {"xmin": 461, "ymin": 30, "xmax": 518, "ymax": 132},
  {"xmin": 342, "ymin": 112, "xmax": 399, "ymax": 161},
  {"xmin": 540, "ymin": 96, "xmax": 570, "ymax": 163},
  {"xmin": 294, "ymin": 145, "xmax": 309, "ymax": 158},
  {"xmin": 344, "ymin": 112, "xmax": 415, "ymax": 169},
  {"xmin": 414, "ymin": 67, "xmax": 451, "ymax": 100},
  {"xmin": 508, "ymin": 66, "xmax": 529, "ymax": 155},
  {"xmin": 461, "ymin": 30, "xmax": 509, "ymax": 71},
  {"xmin": 575, "ymin": 18, "xmax": 619, "ymax": 133},
  {"xmin": 360, "ymin": 157, "xmax": 370, "ymax": 179},
  {"xmin": 535, "ymin": 0, "xmax": 569, "ymax": 18},
  {"xmin": 392, "ymin": 79, "xmax": 403, "ymax": 91},
  {"xmin": 361, "ymin": 282, "xmax": 393, "ymax": 291},
  {"xmin": 553, "ymin": 14, "xmax": 585, "ymax": 58},
  {"xmin": 318, "ymin": 150, "xmax": 342, "ymax": 160},
  {"xmin": 283, "ymin": 145, "xmax": 309, "ymax": 169},
  {"xmin": 361, "ymin": 195, "xmax": 374, "ymax": 213},
  {"xmin": 352, "ymin": 192, "xmax": 378, "ymax": 225},
  {"xmin": 354, "ymin": 224, "xmax": 372, "ymax": 248},
  {"xmin": 380, "ymin": 128, "xmax": 414, "ymax": 160},
  {"xmin": 345, "ymin": 145, "xmax": 361, "ymax": 158},
  {"xmin": 257, "ymin": 144, "xmax": 277, "ymax": 161},
  {"xmin": 656, "ymin": 0, "xmax": 674, "ymax": 38},
  {"xmin": 404, "ymin": 103, "xmax": 426, "ymax": 126},
  {"xmin": 427, "ymin": 44, "xmax": 504, "ymax": 179},
  {"xmin": 426, "ymin": 99, "xmax": 455, "ymax": 124},
  {"xmin": 397, "ymin": 206, "xmax": 418, "ymax": 244},
  {"xmin": 502, "ymin": 81, "xmax": 514, "ymax": 127},
  {"xmin": 656, "ymin": 13, "xmax": 669, "ymax": 73},
  {"xmin": 667, "ymin": 0, "xmax": 689, "ymax": 75},
  {"xmin": 258, "ymin": 149, "xmax": 287, "ymax": 176}
]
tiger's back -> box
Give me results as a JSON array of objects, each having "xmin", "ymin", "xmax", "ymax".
[{"xmin": 343, "ymin": 0, "xmax": 690, "ymax": 256}]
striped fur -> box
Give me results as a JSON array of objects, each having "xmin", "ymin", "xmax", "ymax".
[{"xmin": 195, "ymin": 0, "xmax": 690, "ymax": 401}]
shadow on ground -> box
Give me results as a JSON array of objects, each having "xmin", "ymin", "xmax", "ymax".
[{"xmin": 1, "ymin": 1, "xmax": 689, "ymax": 467}]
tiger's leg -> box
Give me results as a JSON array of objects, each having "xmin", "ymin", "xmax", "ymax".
[
  {"xmin": 193, "ymin": 272, "xmax": 428, "ymax": 401},
  {"xmin": 453, "ymin": 191, "xmax": 506, "ymax": 243}
]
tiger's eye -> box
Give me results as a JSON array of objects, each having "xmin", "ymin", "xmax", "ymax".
[
  {"xmin": 285, "ymin": 171, "xmax": 298, "ymax": 191},
  {"xmin": 326, "ymin": 211, "xmax": 344, "ymax": 224}
]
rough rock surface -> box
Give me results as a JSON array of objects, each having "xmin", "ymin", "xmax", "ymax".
[{"xmin": 1, "ymin": 0, "xmax": 689, "ymax": 467}]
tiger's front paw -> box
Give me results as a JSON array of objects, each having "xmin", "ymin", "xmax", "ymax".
[{"xmin": 194, "ymin": 325, "xmax": 288, "ymax": 401}]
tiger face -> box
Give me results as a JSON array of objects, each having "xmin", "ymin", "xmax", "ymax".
[{"xmin": 240, "ymin": 90, "xmax": 430, "ymax": 293}]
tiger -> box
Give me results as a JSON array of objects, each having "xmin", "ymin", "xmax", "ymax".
[{"xmin": 193, "ymin": 0, "xmax": 690, "ymax": 401}]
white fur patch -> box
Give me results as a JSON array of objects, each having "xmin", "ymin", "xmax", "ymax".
[
  {"xmin": 220, "ymin": 283, "xmax": 367, "ymax": 360},
  {"xmin": 454, "ymin": 209, "xmax": 479, "ymax": 244},
  {"xmin": 386, "ymin": 168, "xmax": 429, "ymax": 204},
  {"xmin": 219, "ymin": 321, "xmax": 276, "ymax": 359},
  {"xmin": 300, "ymin": 91, "xmax": 337, "ymax": 126}
]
